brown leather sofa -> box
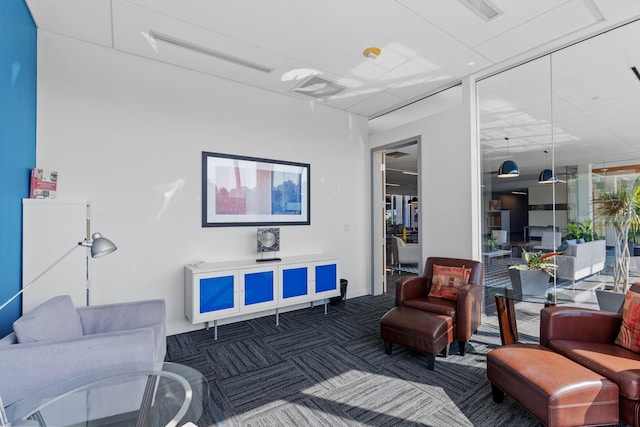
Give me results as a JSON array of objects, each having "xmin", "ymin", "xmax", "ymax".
[
  {"xmin": 394, "ymin": 257, "xmax": 483, "ymax": 355},
  {"xmin": 540, "ymin": 287, "xmax": 640, "ymax": 427}
]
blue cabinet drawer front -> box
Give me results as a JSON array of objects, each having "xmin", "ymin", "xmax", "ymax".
[
  {"xmin": 245, "ymin": 271, "xmax": 274, "ymax": 305},
  {"xmin": 316, "ymin": 264, "xmax": 337, "ymax": 293},
  {"xmin": 200, "ymin": 276, "xmax": 234, "ymax": 313},
  {"xmin": 282, "ymin": 267, "xmax": 308, "ymax": 298}
]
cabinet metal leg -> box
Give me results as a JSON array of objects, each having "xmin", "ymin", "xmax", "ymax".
[{"xmin": 275, "ymin": 308, "xmax": 280, "ymax": 326}]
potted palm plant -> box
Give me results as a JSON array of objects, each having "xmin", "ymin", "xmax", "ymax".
[
  {"xmin": 508, "ymin": 250, "xmax": 558, "ymax": 298},
  {"xmin": 593, "ymin": 177, "xmax": 640, "ymax": 310}
]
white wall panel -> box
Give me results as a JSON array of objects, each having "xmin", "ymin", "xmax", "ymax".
[
  {"xmin": 35, "ymin": 31, "xmax": 369, "ymax": 335},
  {"xmin": 370, "ymin": 105, "xmax": 475, "ymax": 261},
  {"xmin": 22, "ymin": 200, "xmax": 88, "ymax": 313}
]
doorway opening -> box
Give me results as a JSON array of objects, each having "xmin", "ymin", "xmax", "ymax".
[{"xmin": 371, "ymin": 137, "xmax": 421, "ymax": 296}]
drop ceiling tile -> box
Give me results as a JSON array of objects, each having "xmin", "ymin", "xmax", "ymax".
[
  {"xmin": 346, "ymin": 91, "xmax": 406, "ymax": 117},
  {"xmin": 25, "ymin": 0, "xmax": 113, "ymax": 47},
  {"xmin": 475, "ymin": 0, "xmax": 603, "ymax": 63},
  {"xmin": 398, "ymin": 0, "xmax": 568, "ymax": 47},
  {"xmin": 111, "ymin": 1, "xmax": 313, "ymax": 97}
]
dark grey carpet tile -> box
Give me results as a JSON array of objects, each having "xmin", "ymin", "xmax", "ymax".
[
  {"xmin": 245, "ymin": 313, "xmax": 304, "ymax": 336},
  {"xmin": 236, "ymin": 397, "xmax": 355, "ymax": 427},
  {"xmin": 341, "ymin": 334, "xmax": 408, "ymax": 371},
  {"xmin": 262, "ymin": 326, "xmax": 333, "ymax": 358},
  {"xmin": 330, "ymin": 296, "xmax": 394, "ymax": 317},
  {"xmin": 290, "ymin": 344, "xmax": 377, "ymax": 391},
  {"xmin": 165, "ymin": 353, "xmax": 218, "ymax": 382},
  {"xmin": 310, "ymin": 314, "xmax": 376, "ymax": 342},
  {"xmin": 218, "ymin": 361, "xmax": 314, "ymax": 413},
  {"xmin": 279, "ymin": 304, "xmax": 343, "ymax": 325},
  {"xmin": 325, "ymin": 375, "xmax": 443, "ymax": 426},
  {"xmin": 296, "ymin": 396, "xmax": 358, "ymax": 427},
  {"xmin": 350, "ymin": 310, "xmax": 391, "ymax": 332},
  {"xmin": 206, "ymin": 336, "xmax": 283, "ymax": 379},
  {"xmin": 201, "ymin": 378, "xmax": 243, "ymax": 426},
  {"xmin": 455, "ymin": 384, "xmax": 539, "ymax": 426},
  {"xmin": 193, "ymin": 321, "xmax": 259, "ymax": 348},
  {"xmin": 166, "ymin": 332, "xmax": 198, "ymax": 359},
  {"xmin": 386, "ymin": 352, "xmax": 487, "ymax": 398}
]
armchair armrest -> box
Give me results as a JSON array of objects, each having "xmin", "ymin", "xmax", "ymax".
[
  {"xmin": 395, "ymin": 276, "xmax": 429, "ymax": 306},
  {"xmin": 455, "ymin": 284, "xmax": 482, "ymax": 342},
  {"xmin": 0, "ymin": 328, "xmax": 155, "ymax": 406},
  {"xmin": 540, "ymin": 306, "xmax": 622, "ymax": 347},
  {"xmin": 77, "ymin": 299, "xmax": 166, "ymax": 361},
  {"xmin": 555, "ymin": 255, "xmax": 576, "ymax": 280}
]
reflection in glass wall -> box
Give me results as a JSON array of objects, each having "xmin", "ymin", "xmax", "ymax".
[
  {"xmin": 478, "ymin": 55, "xmax": 554, "ymax": 251},
  {"xmin": 478, "ymin": 18, "xmax": 640, "ymax": 299}
]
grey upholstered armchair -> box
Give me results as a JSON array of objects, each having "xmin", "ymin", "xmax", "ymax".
[{"xmin": 0, "ymin": 295, "xmax": 166, "ymax": 406}]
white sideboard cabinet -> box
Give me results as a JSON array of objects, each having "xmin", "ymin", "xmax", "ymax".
[{"xmin": 185, "ymin": 254, "xmax": 340, "ymax": 337}]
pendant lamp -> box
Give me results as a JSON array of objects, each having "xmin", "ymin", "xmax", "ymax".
[
  {"xmin": 497, "ymin": 137, "xmax": 519, "ymax": 178},
  {"xmin": 538, "ymin": 150, "xmax": 557, "ymax": 184}
]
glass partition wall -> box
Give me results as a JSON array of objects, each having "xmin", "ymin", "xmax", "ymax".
[{"xmin": 479, "ymin": 18, "xmax": 640, "ymax": 300}]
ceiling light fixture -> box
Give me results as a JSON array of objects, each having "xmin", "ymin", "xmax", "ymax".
[
  {"xmin": 363, "ymin": 47, "xmax": 381, "ymax": 59},
  {"xmin": 149, "ymin": 30, "xmax": 274, "ymax": 74},
  {"xmin": 497, "ymin": 137, "xmax": 519, "ymax": 178},
  {"xmin": 538, "ymin": 150, "xmax": 558, "ymax": 184},
  {"xmin": 458, "ymin": 0, "xmax": 502, "ymax": 22}
]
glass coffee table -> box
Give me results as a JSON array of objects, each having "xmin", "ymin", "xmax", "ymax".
[{"xmin": 5, "ymin": 362, "xmax": 208, "ymax": 427}]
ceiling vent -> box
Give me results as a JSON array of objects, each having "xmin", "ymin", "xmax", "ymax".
[
  {"xmin": 290, "ymin": 76, "xmax": 346, "ymax": 100},
  {"xmin": 386, "ymin": 151, "xmax": 410, "ymax": 158},
  {"xmin": 149, "ymin": 30, "xmax": 274, "ymax": 74},
  {"xmin": 458, "ymin": 0, "xmax": 502, "ymax": 22}
]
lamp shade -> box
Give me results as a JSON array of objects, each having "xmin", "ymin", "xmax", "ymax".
[
  {"xmin": 538, "ymin": 169, "xmax": 557, "ymax": 184},
  {"xmin": 497, "ymin": 160, "xmax": 519, "ymax": 178},
  {"xmin": 89, "ymin": 232, "xmax": 117, "ymax": 258}
]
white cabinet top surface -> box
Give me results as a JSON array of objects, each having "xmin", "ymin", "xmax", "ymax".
[{"xmin": 186, "ymin": 254, "xmax": 338, "ymax": 273}]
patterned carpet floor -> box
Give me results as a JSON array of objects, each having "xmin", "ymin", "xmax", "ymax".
[{"xmin": 166, "ymin": 294, "xmax": 542, "ymax": 427}]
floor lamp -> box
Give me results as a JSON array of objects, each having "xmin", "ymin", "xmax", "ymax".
[{"xmin": 0, "ymin": 232, "xmax": 117, "ymax": 313}]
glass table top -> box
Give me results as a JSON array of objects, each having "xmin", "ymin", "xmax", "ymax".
[
  {"xmin": 5, "ymin": 362, "xmax": 209, "ymax": 427},
  {"xmin": 485, "ymin": 285, "xmax": 574, "ymax": 305}
]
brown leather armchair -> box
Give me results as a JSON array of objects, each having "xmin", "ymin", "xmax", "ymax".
[
  {"xmin": 395, "ymin": 256, "xmax": 483, "ymax": 355},
  {"xmin": 540, "ymin": 284, "xmax": 640, "ymax": 427}
]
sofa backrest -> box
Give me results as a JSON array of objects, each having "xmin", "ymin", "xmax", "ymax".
[{"xmin": 566, "ymin": 239, "xmax": 606, "ymax": 274}]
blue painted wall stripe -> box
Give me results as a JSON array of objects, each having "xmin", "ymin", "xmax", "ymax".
[{"xmin": 0, "ymin": 0, "xmax": 37, "ymax": 337}]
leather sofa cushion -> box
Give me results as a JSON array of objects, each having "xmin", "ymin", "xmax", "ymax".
[
  {"xmin": 549, "ymin": 339, "xmax": 640, "ymax": 400},
  {"xmin": 403, "ymin": 297, "xmax": 456, "ymax": 321}
]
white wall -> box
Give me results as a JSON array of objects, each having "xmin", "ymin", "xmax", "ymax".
[
  {"xmin": 370, "ymin": 106, "xmax": 476, "ymax": 261},
  {"xmin": 35, "ymin": 31, "xmax": 370, "ymax": 335}
]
